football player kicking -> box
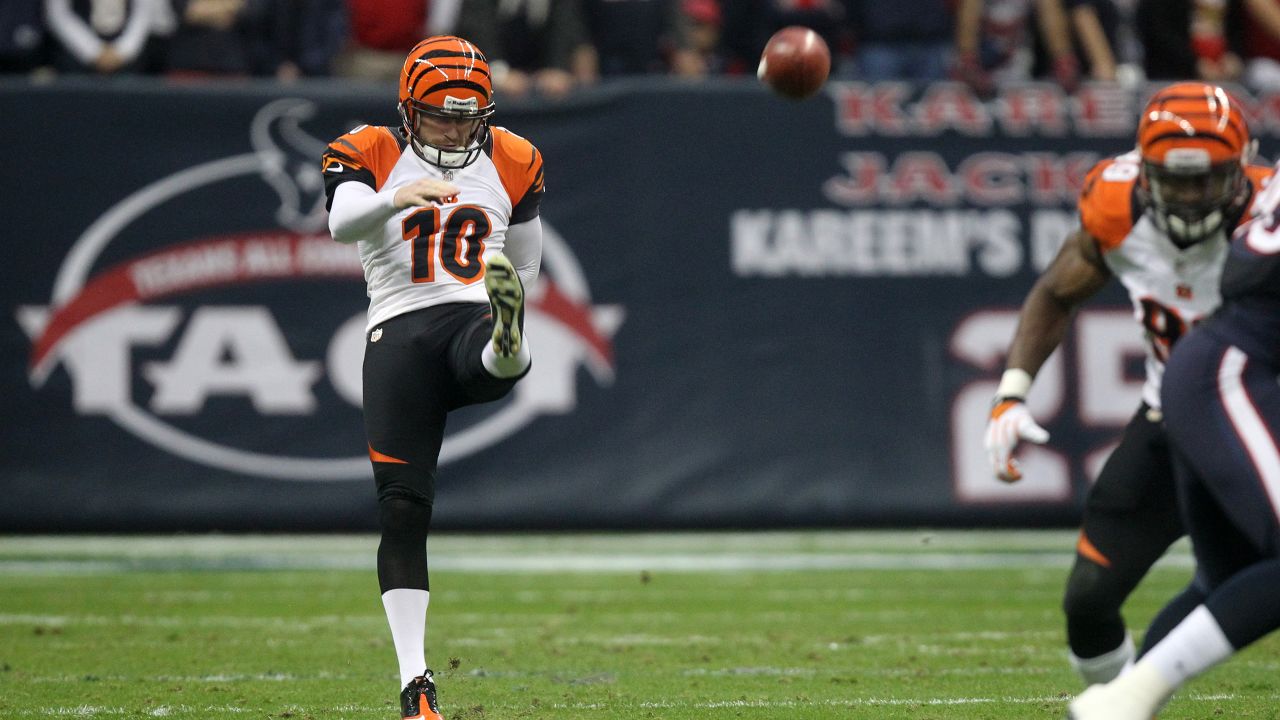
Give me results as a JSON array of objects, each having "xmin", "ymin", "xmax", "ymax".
[
  {"xmin": 322, "ymin": 36, "xmax": 545, "ymax": 720},
  {"xmin": 984, "ymin": 82, "xmax": 1272, "ymax": 685},
  {"xmin": 1069, "ymin": 155, "xmax": 1280, "ymax": 720}
]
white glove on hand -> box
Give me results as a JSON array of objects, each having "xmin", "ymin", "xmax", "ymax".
[{"xmin": 984, "ymin": 399, "xmax": 1050, "ymax": 482}]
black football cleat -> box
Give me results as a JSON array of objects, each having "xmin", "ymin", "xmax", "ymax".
[{"xmin": 400, "ymin": 669, "xmax": 444, "ymax": 720}]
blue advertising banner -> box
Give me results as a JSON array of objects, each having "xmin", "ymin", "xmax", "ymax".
[{"xmin": 4, "ymin": 78, "xmax": 1277, "ymax": 531}]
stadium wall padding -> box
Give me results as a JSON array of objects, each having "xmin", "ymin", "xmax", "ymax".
[{"xmin": 5, "ymin": 78, "xmax": 1276, "ymax": 531}]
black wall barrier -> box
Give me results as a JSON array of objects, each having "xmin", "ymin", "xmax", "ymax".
[{"xmin": 5, "ymin": 77, "xmax": 1276, "ymax": 531}]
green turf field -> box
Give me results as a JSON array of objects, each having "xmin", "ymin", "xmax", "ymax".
[{"xmin": 2, "ymin": 531, "xmax": 1277, "ymax": 719}]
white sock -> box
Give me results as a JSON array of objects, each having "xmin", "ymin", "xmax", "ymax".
[
  {"xmin": 482, "ymin": 338, "xmax": 531, "ymax": 378},
  {"xmin": 1143, "ymin": 605, "xmax": 1235, "ymax": 688},
  {"xmin": 1070, "ymin": 631, "xmax": 1134, "ymax": 685},
  {"xmin": 381, "ymin": 588, "xmax": 429, "ymax": 689}
]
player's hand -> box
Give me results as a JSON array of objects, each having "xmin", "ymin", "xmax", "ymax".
[
  {"xmin": 984, "ymin": 399, "xmax": 1050, "ymax": 483},
  {"xmin": 394, "ymin": 179, "xmax": 460, "ymax": 209},
  {"xmin": 952, "ymin": 51, "xmax": 994, "ymax": 100},
  {"xmin": 534, "ymin": 68, "xmax": 575, "ymax": 99},
  {"xmin": 1051, "ymin": 53, "xmax": 1080, "ymax": 94},
  {"xmin": 95, "ymin": 46, "xmax": 125, "ymax": 74},
  {"xmin": 496, "ymin": 69, "xmax": 532, "ymax": 98},
  {"xmin": 1219, "ymin": 52, "xmax": 1244, "ymax": 81}
]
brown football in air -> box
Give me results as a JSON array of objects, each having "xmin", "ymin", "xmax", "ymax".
[{"xmin": 757, "ymin": 26, "xmax": 831, "ymax": 100}]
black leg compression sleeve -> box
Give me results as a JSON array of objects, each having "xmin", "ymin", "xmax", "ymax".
[
  {"xmin": 377, "ymin": 495, "xmax": 433, "ymax": 594},
  {"xmin": 1063, "ymin": 557, "xmax": 1131, "ymax": 658},
  {"xmin": 1064, "ymin": 406, "xmax": 1184, "ymax": 659}
]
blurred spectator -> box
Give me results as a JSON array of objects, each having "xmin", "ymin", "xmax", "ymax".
[
  {"xmin": 1104, "ymin": 0, "xmax": 1146, "ymax": 83},
  {"xmin": 44, "ymin": 0, "xmax": 165, "ymax": 74},
  {"xmin": 1, "ymin": 0, "xmax": 48, "ymax": 73},
  {"xmin": 164, "ymin": 0, "xmax": 298, "ymax": 78},
  {"xmin": 333, "ymin": 0, "xmax": 457, "ymax": 82},
  {"xmin": 1241, "ymin": 0, "xmax": 1280, "ymax": 89},
  {"xmin": 278, "ymin": 0, "xmax": 344, "ymax": 78},
  {"xmin": 459, "ymin": 0, "xmax": 597, "ymax": 99},
  {"xmin": 1135, "ymin": 0, "xmax": 1245, "ymax": 81},
  {"xmin": 147, "ymin": 0, "xmax": 175, "ymax": 71},
  {"xmin": 1063, "ymin": 0, "xmax": 1119, "ymax": 81},
  {"xmin": 720, "ymin": 0, "xmax": 851, "ymax": 77},
  {"xmin": 953, "ymin": 0, "xmax": 1080, "ymax": 97},
  {"xmin": 845, "ymin": 0, "xmax": 953, "ymax": 82},
  {"xmin": 584, "ymin": 0, "xmax": 690, "ymax": 77},
  {"xmin": 1030, "ymin": 0, "xmax": 1121, "ymax": 84},
  {"xmin": 672, "ymin": 0, "xmax": 724, "ymax": 76}
]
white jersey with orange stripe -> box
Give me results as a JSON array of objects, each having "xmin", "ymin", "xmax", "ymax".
[
  {"xmin": 322, "ymin": 124, "xmax": 545, "ymax": 331},
  {"xmin": 1078, "ymin": 152, "xmax": 1272, "ymax": 409}
]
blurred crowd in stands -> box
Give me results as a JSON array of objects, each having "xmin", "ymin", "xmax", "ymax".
[{"xmin": 6, "ymin": 0, "xmax": 1280, "ymax": 97}]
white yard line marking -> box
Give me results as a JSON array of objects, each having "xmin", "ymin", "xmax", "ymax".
[
  {"xmin": 18, "ymin": 692, "xmax": 1262, "ymax": 717},
  {"xmin": 0, "ymin": 551, "xmax": 1195, "ymax": 575},
  {"xmin": 0, "ymin": 531, "xmax": 1195, "ymax": 574},
  {"xmin": 0, "ymin": 612, "xmax": 381, "ymax": 624},
  {"xmin": 0, "ymin": 530, "xmax": 1186, "ymax": 555}
]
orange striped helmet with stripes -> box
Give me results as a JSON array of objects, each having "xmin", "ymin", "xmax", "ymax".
[
  {"xmin": 398, "ymin": 36, "xmax": 496, "ymax": 169},
  {"xmin": 1136, "ymin": 82, "xmax": 1254, "ymax": 246}
]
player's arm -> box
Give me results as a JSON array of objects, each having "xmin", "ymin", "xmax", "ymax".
[
  {"xmin": 110, "ymin": 1, "xmax": 154, "ymax": 66},
  {"xmin": 1005, "ymin": 227, "xmax": 1112, "ymax": 380},
  {"xmin": 504, "ymin": 218, "xmax": 543, "ymax": 287},
  {"xmin": 45, "ymin": 0, "xmax": 106, "ymax": 65},
  {"xmin": 489, "ymin": 131, "xmax": 545, "ymax": 284},
  {"xmin": 986, "ymin": 227, "xmax": 1112, "ymax": 482},
  {"xmin": 327, "ymin": 179, "xmax": 460, "ymax": 245}
]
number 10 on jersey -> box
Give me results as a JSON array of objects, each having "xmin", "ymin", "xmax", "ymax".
[{"xmin": 402, "ymin": 205, "xmax": 493, "ymax": 284}]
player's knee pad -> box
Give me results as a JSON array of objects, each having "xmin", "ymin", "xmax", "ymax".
[
  {"xmin": 374, "ymin": 460, "xmax": 435, "ymax": 508},
  {"xmin": 376, "ymin": 495, "xmax": 432, "ymax": 593},
  {"xmin": 1063, "ymin": 559, "xmax": 1127, "ymax": 620},
  {"xmin": 378, "ymin": 494, "xmax": 433, "ymax": 543}
]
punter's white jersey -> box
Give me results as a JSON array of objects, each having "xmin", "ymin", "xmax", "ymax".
[
  {"xmin": 1078, "ymin": 152, "xmax": 1272, "ymax": 408},
  {"xmin": 322, "ymin": 125, "xmax": 544, "ymax": 330}
]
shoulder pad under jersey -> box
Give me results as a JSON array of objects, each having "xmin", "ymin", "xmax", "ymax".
[
  {"xmin": 486, "ymin": 126, "xmax": 545, "ymax": 224},
  {"xmin": 1078, "ymin": 153, "xmax": 1141, "ymax": 252}
]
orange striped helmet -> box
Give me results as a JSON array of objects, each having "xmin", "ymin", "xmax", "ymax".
[
  {"xmin": 1136, "ymin": 82, "xmax": 1254, "ymax": 246},
  {"xmin": 398, "ymin": 36, "xmax": 496, "ymax": 169}
]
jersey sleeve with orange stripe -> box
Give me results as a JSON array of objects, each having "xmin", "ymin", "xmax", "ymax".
[
  {"xmin": 321, "ymin": 125, "xmax": 406, "ymax": 210},
  {"xmin": 488, "ymin": 126, "xmax": 545, "ymax": 224},
  {"xmin": 1078, "ymin": 156, "xmax": 1141, "ymax": 252}
]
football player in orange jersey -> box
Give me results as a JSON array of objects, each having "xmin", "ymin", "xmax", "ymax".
[
  {"xmin": 322, "ymin": 35, "xmax": 546, "ymax": 720},
  {"xmin": 1069, "ymin": 156, "xmax": 1280, "ymax": 719},
  {"xmin": 983, "ymin": 82, "xmax": 1273, "ymax": 686}
]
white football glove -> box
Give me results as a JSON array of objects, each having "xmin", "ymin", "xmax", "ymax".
[{"xmin": 984, "ymin": 398, "xmax": 1050, "ymax": 483}]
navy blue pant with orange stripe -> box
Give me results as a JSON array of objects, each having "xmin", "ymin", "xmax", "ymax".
[
  {"xmin": 1155, "ymin": 327, "xmax": 1280, "ymax": 650},
  {"xmin": 363, "ymin": 302, "xmax": 527, "ymax": 593}
]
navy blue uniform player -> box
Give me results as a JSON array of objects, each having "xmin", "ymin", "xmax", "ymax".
[{"xmin": 1069, "ymin": 167, "xmax": 1280, "ymax": 719}]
